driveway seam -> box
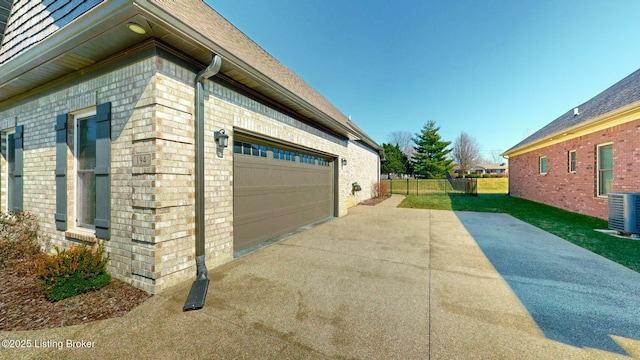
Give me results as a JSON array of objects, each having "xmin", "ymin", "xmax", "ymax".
[{"xmin": 428, "ymin": 210, "xmax": 432, "ymax": 360}]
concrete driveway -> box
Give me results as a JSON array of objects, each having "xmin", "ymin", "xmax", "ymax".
[{"xmin": 2, "ymin": 195, "xmax": 640, "ymax": 359}]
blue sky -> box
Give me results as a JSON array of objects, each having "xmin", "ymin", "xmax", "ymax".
[{"xmin": 205, "ymin": 0, "xmax": 640, "ymax": 160}]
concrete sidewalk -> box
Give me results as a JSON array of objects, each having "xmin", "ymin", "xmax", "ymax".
[{"xmin": 2, "ymin": 195, "xmax": 639, "ymax": 359}]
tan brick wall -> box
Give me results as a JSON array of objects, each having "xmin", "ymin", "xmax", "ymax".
[
  {"xmin": 0, "ymin": 56, "xmax": 158, "ymax": 289},
  {"xmin": 0, "ymin": 50, "xmax": 380, "ymax": 293},
  {"xmin": 345, "ymin": 141, "xmax": 381, "ymax": 207},
  {"xmin": 203, "ymin": 78, "xmax": 381, "ymax": 219},
  {"xmin": 509, "ymin": 119, "xmax": 640, "ymax": 219}
]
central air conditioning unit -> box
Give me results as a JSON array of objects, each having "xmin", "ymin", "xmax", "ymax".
[{"xmin": 608, "ymin": 192, "xmax": 640, "ymax": 237}]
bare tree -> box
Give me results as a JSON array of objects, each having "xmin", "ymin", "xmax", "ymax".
[
  {"xmin": 388, "ymin": 131, "xmax": 414, "ymax": 157},
  {"xmin": 489, "ymin": 149, "xmax": 505, "ymax": 165},
  {"xmin": 452, "ymin": 132, "xmax": 480, "ymax": 178}
]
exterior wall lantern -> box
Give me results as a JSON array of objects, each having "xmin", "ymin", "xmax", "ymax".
[
  {"xmin": 214, "ymin": 129, "xmax": 229, "ymax": 148},
  {"xmin": 341, "ymin": 158, "xmax": 347, "ymax": 167},
  {"xmin": 214, "ymin": 129, "xmax": 229, "ymax": 158}
]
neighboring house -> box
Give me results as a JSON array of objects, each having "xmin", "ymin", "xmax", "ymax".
[
  {"xmin": 469, "ymin": 163, "xmax": 508, "ymax": 177},
  {"xmin": 453, "ymin": 163, "xmax": 508, "ymax": 177},
  {"xmin": 502, "ymin": 68, "xmax": 640, "ymax": 220},
  {"xmin": 0, "ymin": 0, "xmax": 381, "ymax": 293}
]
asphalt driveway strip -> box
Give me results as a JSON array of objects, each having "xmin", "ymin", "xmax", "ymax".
[{"xmin": 454, "ymin": 211, "xmax": 640, "ymax": 356}]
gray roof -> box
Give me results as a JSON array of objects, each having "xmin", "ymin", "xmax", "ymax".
[
  {"xmin": 152, "ymin": 0, "xmax": 381, "ymax": 150},
  {"xmin": 0, "ymin": 0, "xmax": 103, "ymax": 65},
  {"xmin": 0, "ymin": 0, "xmax": 12, "ymax": 46},
  {"xmin": 504, "ymin": 67, "xmax": 640, "ymax": 154}
]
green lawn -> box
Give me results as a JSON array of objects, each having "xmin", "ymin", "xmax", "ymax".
[
  {"xmin": 399, "ymin": 194, "xmax": 640, "ymax": 273},
  {"xmin": 476, "ymin": 178, "xmax": 508, "ymax": 194}
]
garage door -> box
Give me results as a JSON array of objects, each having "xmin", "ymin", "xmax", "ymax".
[{"xmin": 233, "ymin": 135, "xmax": 335, "ymax": 252}]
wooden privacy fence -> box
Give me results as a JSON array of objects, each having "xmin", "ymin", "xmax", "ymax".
[{"xmin": 382, "ymin": 178, "xmax": 478, "ymax": 196}]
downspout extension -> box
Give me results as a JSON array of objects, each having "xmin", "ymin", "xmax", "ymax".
[{"xmin": 183, "ymin": 55, "xmax": 222, "ymax": 311}]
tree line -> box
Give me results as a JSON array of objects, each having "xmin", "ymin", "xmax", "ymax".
[{"xmin": 381, "ymin": 120, "xmax": 484, "ymax": 179}]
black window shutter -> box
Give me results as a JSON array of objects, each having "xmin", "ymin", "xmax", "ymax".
[
  {"xmin": 55, "ymin": 114, "xmax": 68, "ymax": 231},
  {"xmin": 12, "ymin": 125, "xmax": 24, "ymax": 212},
  {"xmin": 94, "ymin": 102, "xmax": 111, "ymax": 239}
]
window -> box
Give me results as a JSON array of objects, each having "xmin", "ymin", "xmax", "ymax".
[
  {"xmin": 539, "ymin": 156, "xmax": 547, "ymax": 174},
  {"xmin": 568, "ymin": 150, "xmax": 576, "ymax": 173},
  {"xmin": 76, "ymin": 112, "xmax": 97, "ymax": 229},
  {"xmin": 234, "ymin": 141, "xmax": 267, "ymax": 157},
  {"xmin": 597, "ymin": 144, "xmax": 613, "ymax": 197},
  {"xmin": 272, "ymin": 147, "xmax": 296, "ymax": 161},
  {"xmin": 55, "ymin": 102, "xmax": 111, "ymax": 239}
]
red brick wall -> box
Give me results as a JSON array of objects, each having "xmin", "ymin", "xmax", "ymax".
[{"xmin": 509, "ymin": 119, "xmax": 640, "ymax": 219}]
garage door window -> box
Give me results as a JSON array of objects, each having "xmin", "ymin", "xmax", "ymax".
[
  {"xmin": 273, "ymin": 148, "xmax": 296, "ymax": 161},
  {"xmin": 300, "ymin": 153, "xmax": 316, "ymax": 164},
  {"xmin": 234, "ymin": 141, "xmax": 267, "ymax": 157},
  {"xmin": 234, "ymin": 140, "xmax": 331, "ymax": 167}
]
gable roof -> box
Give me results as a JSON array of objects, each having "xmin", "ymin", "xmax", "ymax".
[
  {"xmin": 148, "ymin": 0, "xmax": 381, "ymax": 150},
  {"xmin": 0, "ymin": 0, "xmax": 11, "ymax": 45},
  {"xmin": 473, "ymin": 164, "xmax": 507, "ymax": 170},
  {"xmin": 503, "ymin": 67, "xmax": 640, "ymax": 156},
  {"xmin": 0, "ymin": 0, "xmax": 103, "ymax": 65},
  {"xmin": 0, "ymin": 0, "xmax": 381, "ymax": 152}
]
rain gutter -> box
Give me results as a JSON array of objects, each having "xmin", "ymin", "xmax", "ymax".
[{"xmin": 183, "ymin": 54, "xmax": 222, "ymax": 311}]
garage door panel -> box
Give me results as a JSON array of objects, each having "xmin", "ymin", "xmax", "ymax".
[
  {"xmin": 233, "ymin": 138, "xmax": 334, "ymax": 252},
  {"xmin": 234, "ymin": 202, "xmax": 331, "ymax": 249}
]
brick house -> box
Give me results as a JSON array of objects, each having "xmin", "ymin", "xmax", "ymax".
[
  {"xmin": 0, "ymin": 0, "xmax": 382, "ymax": 293},
  {"xmin": 502, "ymin": 68, "xmax": 640, "ymax": 220}
]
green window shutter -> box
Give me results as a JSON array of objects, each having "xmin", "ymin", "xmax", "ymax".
[
  {"xmin": 94, "ymin": 102, "xmax": 111, "ymax": 239},
  {"xmin": 12, "ymin": 125, "xmax": 24, "ymax": 212},
  {"xmin": 55, "ymin": 114, "xmax": 68, "ymax": 231}
]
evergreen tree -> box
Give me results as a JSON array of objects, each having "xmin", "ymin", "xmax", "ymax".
[
  {"xmin": 381, "ymin": 143, "xmax": 407, "ymax": 177},
  {"xmin": 412, "ymin": 120, "xmax": 453, "ymax": 178}
]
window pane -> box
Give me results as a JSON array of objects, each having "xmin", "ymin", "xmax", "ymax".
[
  {"xmin": 540, "ymin": 157, "xmax": 547, "ymax": 174},
  {"xmin": 7, "ymin": 134, "xmax": 15, "ymax": 173},
  {"xmin": 599, "ymin": 170, "xmax": 613, "ymax": 196},
  {"xmin": 260, "ymin": 146, "xmax": 267, "ymax": 157},
  {"xmin": 599, "ymin": 145, "xmax": 613, "ymax": 170},
  {"xmin": 233, "ymin": 141, "xmax": 242, "ymax": 154},
  {"xmin": 77, "ymin": 116, "xmax": 97, "ymax": 228},
  {"xmin": 78, "ymin": 118, "xmax": 97, "ymax": 170},
  {"xmin": 78, "ymin": 171, "xmax": 96, "ymax": 226},
  {"xmin": 569, "ymin": 151, "xmax": 576, "ymax": 172},
  {"xmin": 243, "ymin": 143, "xmax": 251, "ymax": 155},
  {"xmin": 7, "ymin": 134, "xmax": 15, "ymax": 210}
]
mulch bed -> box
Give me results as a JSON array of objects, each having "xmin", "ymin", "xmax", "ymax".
[
  {"xmin": 359, "ymin": 195, "xmax": 391, "ymax": 206},
  {"xmin": 0, "ymin": 258, "xmax": 152, "ymax": 331}
]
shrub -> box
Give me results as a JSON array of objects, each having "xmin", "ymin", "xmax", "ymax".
[
  {"xmin": 36, "ymin": 242, "xmax": 111, "ymax": 302},
  {"xmin": 372, "ymin": 181, "xmax": 389, "ymax": 198},
  {"xmin": 0, "ymin": 212, "xmax": 49, "ymax": 270}
]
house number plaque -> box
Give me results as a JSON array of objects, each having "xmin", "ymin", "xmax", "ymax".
[{"xmin": 133, "ymin": 154, "xmax": 152, "ymax": 167}]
